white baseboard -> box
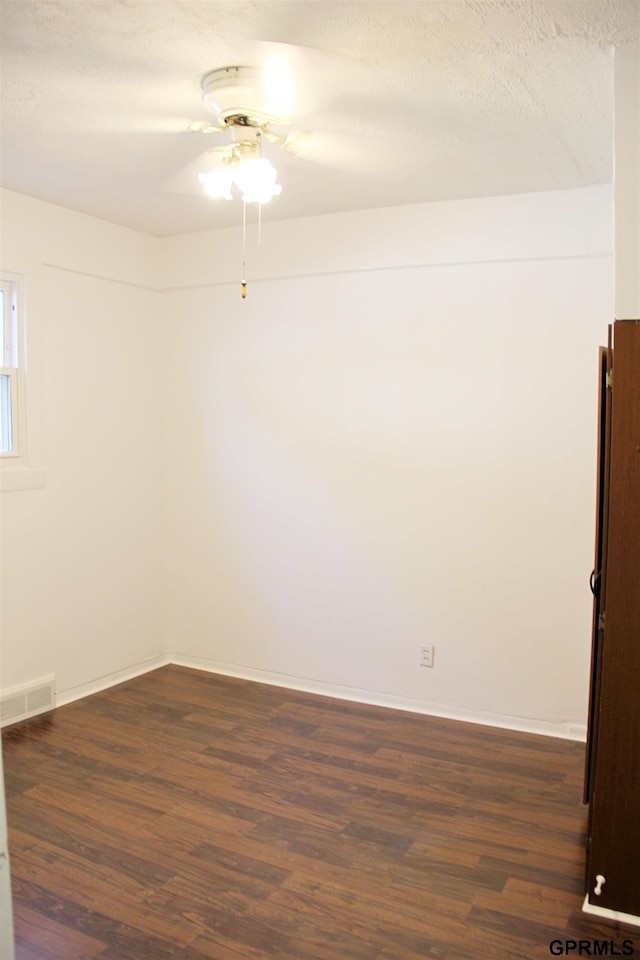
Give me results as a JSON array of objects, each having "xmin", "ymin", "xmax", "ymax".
[
  {"xmin": 54, "ymin": 654, "xmax": 171, "ymax": 709},
  {"xmin": 2, "ymin": 654, "xmax": 587, "ymax": 742},
  {"xmin": 567, "ymin": 723, "xmax": 588, "ymax": 741},
  {"xmin": 166, "ymin": 654, "xmax": 588, "ymax": 742},
  {"xmin": 582, "ymin": 895, "xmax": 640, "ymax": 928}
]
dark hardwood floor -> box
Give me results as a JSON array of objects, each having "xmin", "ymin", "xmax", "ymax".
[{"xmin": 2, "ymin": 664, "xmax": 636, "ymax": 959}]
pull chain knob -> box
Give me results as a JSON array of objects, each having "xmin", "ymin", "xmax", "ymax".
[{"xmin": 594, "ymin": 874, "xmax": 606, "ymax": 896}]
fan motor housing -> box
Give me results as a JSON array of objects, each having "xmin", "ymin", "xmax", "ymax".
[{"xmin": 201, "ymin": 66, "xmax": 291, "ymax": 127}]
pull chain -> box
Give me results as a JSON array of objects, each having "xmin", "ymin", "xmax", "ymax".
[
  {"xmin": 241, "ymin": 199, "xmax": 247, "ymax": 299},
  {"xmin": 258, "ymin": 132, "xmax": 262, "ymax": 247}
]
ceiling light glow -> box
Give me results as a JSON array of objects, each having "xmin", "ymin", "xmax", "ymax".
[
  {"xmin": 198, "ymin": 155, "xmax": 282, "ymax": 204},
  {"xmin": 234, "ymin": 156, "xmax": 282, "ymax": 204},
  {"xmin": 198, "ymin": 167, "xmax": 234, "ymax": 200}
]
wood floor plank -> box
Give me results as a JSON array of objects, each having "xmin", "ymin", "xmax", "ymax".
[
  {"xmin": 8, "ymin": 829, "xmax": 204, "ymax": 947},
  {"xmin": 471, "ymin": 876, "xmax": 577, "ymax": 927},
  {"xmin": 13, "ymin": 903, "xmax": 107, "ymax": 960},
  {"xmin": 3, "ymin": 664, "xmax": 638, "ymax": 959}
]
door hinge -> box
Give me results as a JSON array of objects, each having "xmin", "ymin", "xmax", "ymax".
[
  {"xmin": 605, "ymin": 370, "xmax": 613, "ymax": 390},
  {"xmin": 598, "ymin": 611, "xmax": 606, "ymax": 631}
]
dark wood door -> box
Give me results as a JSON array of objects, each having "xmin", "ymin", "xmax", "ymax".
[
  {"xmin": 586, "ymin": 320, "xmax": 640, "ymax": 915},
  {"xmin": 584, "ymin": 336, "xmax": 613, "ymax": 808}
]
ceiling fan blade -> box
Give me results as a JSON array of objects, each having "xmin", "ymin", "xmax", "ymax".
[
  {"xmin": 239, "ymin": 40, "xmax": 369, "ymax": 124},
  {"xmin": 161, "ymin": 147, "xmax": 230, "ymax": 196},
  {"xmin": 281, "ymin": 128, "xmax": 376, "ymax": 173},
  {"xmin": 186, "ymin": 120, "xmax": 226, "ymax": 135}
]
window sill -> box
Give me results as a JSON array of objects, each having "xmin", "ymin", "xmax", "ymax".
[{"xmin": 1, "ymin": 467, "xmax": 47, "ymax": 491}]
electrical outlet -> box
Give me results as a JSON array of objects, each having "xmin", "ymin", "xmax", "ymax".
[{"xmin": 420, "ymin": 644, "xmax": 434, "ymax": 668}]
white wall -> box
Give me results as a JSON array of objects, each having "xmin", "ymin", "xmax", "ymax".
[
  {"xmin": 162, "ymin": 186, "xmax": 613, "ymax": 738},
  {"xmin": 614, "ymin": 39, "xmax": 640, "ymax": 320},
  {"xmin": 0, "ymin": 191, "xmax": 166, "ymax": 702},
  {"xmin": 0, "ymin": 185, "xmax": 613, "ymax": 736}
]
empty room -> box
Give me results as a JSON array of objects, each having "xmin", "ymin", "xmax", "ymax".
[{"xmin": 1, "ymin": 1, "xmax": 639, "ymax": 958}]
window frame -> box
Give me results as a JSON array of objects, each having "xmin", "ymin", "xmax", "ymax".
[
  {"xmin": 1, "ymin": 276, "xmax": 22, "ymax": 460},
  {"xmin": 0, "ymin": 259, "xmax": 45, "ymax": 491},
  {"xmin": 1, "ymin": 367, "xmax": 19, "ymax": 457}
]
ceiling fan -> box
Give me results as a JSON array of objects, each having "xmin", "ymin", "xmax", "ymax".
[
  {"xmin": 179, "ymin": 43, "xmax": 369, "ymax": 206},
  {"xmin": 176, "ymin": 44, "xmax": 370, "ymax": 297},
  {"xmin": 186, "ymin": 65, "xmax": 298, "ymax": 204}
]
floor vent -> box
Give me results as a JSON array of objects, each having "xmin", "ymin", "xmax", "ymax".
[{"xmin": 0, "ymin": 676, "xmax": 56, "ymax": 727}]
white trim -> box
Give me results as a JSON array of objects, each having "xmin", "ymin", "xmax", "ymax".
[
  {"xmin": 0, "ymin": 367, "xmax": 19, "ymax": 457},
  {"xmin": 166, "ymin": 654, "xmax": 587, "ymax": 742},
  {"xmin": 159, "ymin": 252, "xmax": 611, "ymax": 295},
  {"xmin": 160, "ymin": 185, "xmax": 613, "ymax": 291},
  {"xmin": 0, "ymin": 255, "xmax": 45, "ymax": 491},
  {"xmin": 582, "ymin": 895, "xmax": 640, "ymax": 929},
  {"xmin": 0, "ymin": 278, "xmax": 17, "ymax": 367},
  {"xmin": 7, "ymin": 655, "xmax": 588, "ymax": 742},
  {"xmin": 54, "ymin": 654, "xmax": 171, "ymax": 709},
  {"xmin": 0, "ymin": 467, "xmax": 46, "ymax": 491}
]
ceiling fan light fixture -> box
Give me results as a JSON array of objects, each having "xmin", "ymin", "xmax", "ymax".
[
  {"xmin": 234, "ymin": 156, "xmax": 282, "ymax": 204},
  {"xmin": 197, "ymin": 153, "xmax": 282, "ymax": 204},
  {"xmin": 198, "ymin": 166, "xmax": 234, "ymax": 200}
]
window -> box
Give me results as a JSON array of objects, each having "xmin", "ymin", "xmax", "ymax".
[
  {"xmin": 1, "ymin": 278, "xmax": 20, "ymax": 457},
  {"xmin": 0, "ymin": 261, "xmax": 45, "ymax": 491}
]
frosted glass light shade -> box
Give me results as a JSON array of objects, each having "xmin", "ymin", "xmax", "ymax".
[
  {"xmin": 234, "ymin": 157, "xmax": 282, "ymax": 204},
  {"xmin": 198, "ymin": 168, "xmax": 234, "ymax": 200}
]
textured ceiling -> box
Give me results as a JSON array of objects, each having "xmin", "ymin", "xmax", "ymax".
[{"xmin": 1, "ymin": 0, "xmax": 638, "ymax": 237}]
